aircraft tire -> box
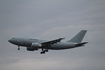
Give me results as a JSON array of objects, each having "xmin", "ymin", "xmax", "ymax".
[
  {"xmin": 45, "ymin": 50, "xmax": 48, "ymax": 52},
  {"xmin": 40, "ymin": 51, "xmax": 45, "ymax": 54},
  {"xmin": 18, "ymin": 48, "xmax": 20, "ymax": 50}
]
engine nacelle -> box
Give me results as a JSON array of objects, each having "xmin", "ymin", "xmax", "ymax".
[
  {"xmin": 31, "ymin": 43, "xmax": 41, "ymax": 48},
  {"xmin": 27, "ymin": 47, "xmax": 38, "ymax": 51},
  {"xmin": 27, "ymin": 43, "xmax": 41, "ymax": 51}
]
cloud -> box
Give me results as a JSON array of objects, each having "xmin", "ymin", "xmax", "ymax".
[{"xmin": 0, "ymin": 0, "xmax": 105, "ymax": 70}]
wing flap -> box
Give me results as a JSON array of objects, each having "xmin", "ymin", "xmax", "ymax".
[{"xmin": 41, "ymin": 37, "xmax": 65, "ymax": 46}]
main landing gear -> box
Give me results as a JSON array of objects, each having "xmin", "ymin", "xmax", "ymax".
[
  {"xmin": 40, "ymin": 48, "xmax": 48, "ymax": 54},
  {"xmin": 40, "ymin": 51, "xmax": 45, "ymax": 54}
]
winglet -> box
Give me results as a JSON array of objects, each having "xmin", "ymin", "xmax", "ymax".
[{"xmin": 60, "ymin": 37, "xmax": 65, "ymax": 40}]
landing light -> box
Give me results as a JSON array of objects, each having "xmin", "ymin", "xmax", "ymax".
[{"xmin": 39, "ymin": 44, "xmax": 42, "ymax": 47}]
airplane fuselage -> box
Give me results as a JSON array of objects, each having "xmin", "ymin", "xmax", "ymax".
[{"xmin": 8, "ymin": 37, "xmax": 77, "ymax": 50}]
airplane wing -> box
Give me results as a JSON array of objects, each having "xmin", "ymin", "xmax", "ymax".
[{"xmin": 41, "ymin": 37, "xmax": 65, "ymax": 46}]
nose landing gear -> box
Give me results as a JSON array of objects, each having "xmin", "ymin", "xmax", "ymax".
[{"xmin": 18, "ymin": 46, "xmax": 20, "ymax": 50}]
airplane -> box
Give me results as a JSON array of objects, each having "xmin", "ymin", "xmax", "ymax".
[{"xmin": 8, "ymin": 30, "xmax": 88, "ymax": 54}]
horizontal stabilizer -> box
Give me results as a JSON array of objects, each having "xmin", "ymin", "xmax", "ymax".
[{"xmin": 75, "ymin": 42, "xmax": 88, "ymax": 47}]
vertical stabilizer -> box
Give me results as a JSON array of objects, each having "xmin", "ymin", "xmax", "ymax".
[{"xmin": 67, "ymin": 30, "xmax": 87, "ymax": 43}]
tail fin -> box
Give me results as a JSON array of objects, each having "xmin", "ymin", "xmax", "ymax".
[{"xmin": 67, "ymin": 30, "xmax": 87, "ymax": 43}]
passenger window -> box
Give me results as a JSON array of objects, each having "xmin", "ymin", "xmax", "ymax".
[{"xmin": 29, "ymin": 39, "xmax": 38, "ymax": 42}]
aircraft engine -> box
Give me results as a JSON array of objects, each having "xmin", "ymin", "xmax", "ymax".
[
  {"xmin": 27, "ymin": 47, "xmax": 38, "ymax": 51},
  {"xmin": 31, "ymin": 43, "xmax": 42, "ymax": 48}
]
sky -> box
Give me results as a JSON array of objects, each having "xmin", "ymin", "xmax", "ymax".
[{"xmin": 0, "ymin": 0, "xmax": 105, "ymax": 70}]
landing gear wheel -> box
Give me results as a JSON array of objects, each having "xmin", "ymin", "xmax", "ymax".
[
  {"xmin": 40, "ymin": 51, "xmax": 45, "ymax": 54},
  {"xmin": 18, "ymin": 46, "xmax": 20, "ymax": 50},
  {"xmin": 18, "ymin": 47, "xmax": 20, "ymax": 50},
  {"xmin": 40, "ymin": 48, "xmax": 49, "ymax": 54},
  {"xmin": 45, "ymin": 50, "xmax": 48, "ymax": 52},
  {"xmin": 40, "ymin": 52, "xmax": 43, "ymax": 54}
]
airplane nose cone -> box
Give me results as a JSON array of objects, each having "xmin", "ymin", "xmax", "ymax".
[
  {"xmin": 8, "ymin": 39, "xmax": 12, "ymax": 43},
  {"xmin": 8, "ymin": 39, "xmax": 10, "ymax": 42}
]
